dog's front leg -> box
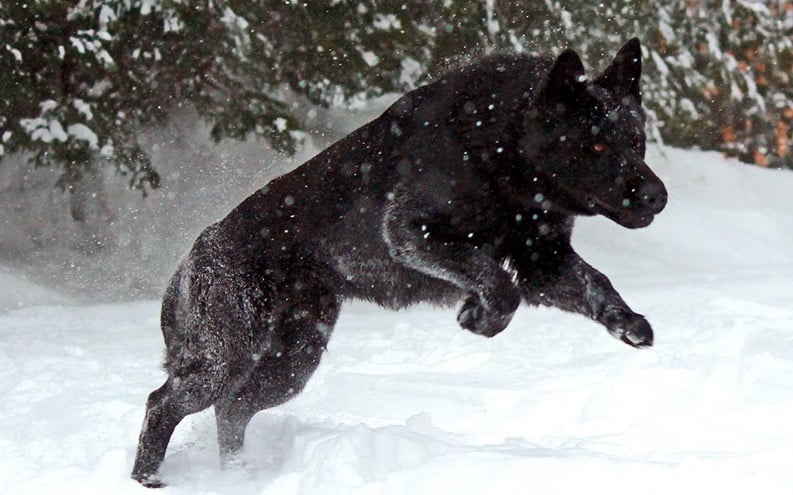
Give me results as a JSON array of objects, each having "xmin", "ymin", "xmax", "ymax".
[
  {"xmin": 514, "ymin": 244, "xmax": 653, "ymax": 348},
  {"xmin": 382, "ymin": 191, "xmax": 520, "ymax": 337}
]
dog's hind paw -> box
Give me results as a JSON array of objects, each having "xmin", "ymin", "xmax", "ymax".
[
  {"xmin": 132, "ymin": 472, "xmax": 166, "ymax": 489},
  {"xmin": 609, "ymin": 314, "xmax": 654, "ymax": 348}
]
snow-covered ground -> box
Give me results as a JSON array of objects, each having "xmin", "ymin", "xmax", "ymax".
[{"xmin": 3, "ymin": 146, "xmax": 793, "ymax": 494}]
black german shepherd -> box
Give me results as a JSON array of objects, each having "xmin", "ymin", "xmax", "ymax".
[{"xmin": 132, "ymin": 38, "xmax": 666, "ymax": 487}]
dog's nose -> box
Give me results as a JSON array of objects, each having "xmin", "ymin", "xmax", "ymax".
[{"xmin": 637, "ymin": 180, "xmax": 667, "ymax": 213}]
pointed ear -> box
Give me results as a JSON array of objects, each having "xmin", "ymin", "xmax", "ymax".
[
  {"xmin": 537, "ymin": 48, "xmax": 587, "ymax": 111},
  {"xmin": 595, "ymin": 38, "xmax": 642, "ymax": 101}
]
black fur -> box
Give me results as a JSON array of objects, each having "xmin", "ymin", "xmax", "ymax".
[{"xmin": 132, "ymin": 38, "xmax": 667, "ymax": 487}]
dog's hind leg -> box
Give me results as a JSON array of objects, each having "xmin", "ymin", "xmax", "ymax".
[
  {"xmin": 214, "ymin": 395, "xmax": 259, "ymax": 467},
  {"xmin": 131, "ymin": 371, "xmax": 219, "ymax": 487},
  {"xmin": 213, "ymin": 274, "xmax": 342, "ymax": 467}
]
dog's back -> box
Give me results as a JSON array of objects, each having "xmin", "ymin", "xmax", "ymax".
[{"xmin": 166, "ymin": 55, "xmax": 551, "ymax": 313}]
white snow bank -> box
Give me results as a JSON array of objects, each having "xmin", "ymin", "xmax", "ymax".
[
  {"xmin": 0, "ymin": 266, "xmax": 72, "ymax": 313},
  {"xmin": 2, "ymin": 147, "xmax": 793, "ymax": 494}
]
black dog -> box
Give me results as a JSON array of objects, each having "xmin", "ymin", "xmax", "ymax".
[{"xmin": 132, "ymin": 38, "xmax": 666, "ymax": 487}]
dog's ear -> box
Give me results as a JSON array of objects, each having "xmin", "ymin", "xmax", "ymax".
[
  {"xmin": 595, "ymin": 38, "xmax": 642, "ymax": 102},
  {"xmin": 537, "ymin": 48, "xmax": 586, "ymax": 112}
]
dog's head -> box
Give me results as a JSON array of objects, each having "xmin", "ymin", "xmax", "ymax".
[{"xmin": 519, "ymin": 38, "xmax": 667, "ymax": 228}]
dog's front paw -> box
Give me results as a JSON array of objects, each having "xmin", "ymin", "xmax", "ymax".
[
  {"xmin": 607, "ymin": 313, "xmax": 654, "ymax": 348},
  {"xmin": 457, "ymin": 292, "xmax": 518, "ymax": 338}
]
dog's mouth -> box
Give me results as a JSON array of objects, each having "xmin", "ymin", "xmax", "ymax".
[
  {"xmin": 586, "ymin": 195, "xmax": 658, "ymax": 229},
  {"xmin": 533, "ymin": 175, "xmax": 667, "ymax": 229},
  {"xmin": 581, "ymin": 177, "xmax": 667, "ymax": 229}
]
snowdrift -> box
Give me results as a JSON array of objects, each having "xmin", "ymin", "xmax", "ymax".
[{"xmin": 2, "ymin": 147, "xmax": 793, "ymax": 494}]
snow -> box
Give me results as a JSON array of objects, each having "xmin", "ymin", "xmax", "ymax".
[
  {"xmin": 3, "ymin": 146, "xmax": 793, "ymax": 493},
  {"xmin": 68, "ymin": 123, "xmax": 99, "ymax": 149},
  {"xmin": 372, "ymin": 14, "xmax": 401, "ymax": 31},
  {"xmin": 0, "ymin": 267, "xmax": 72, "ymax": 313}
]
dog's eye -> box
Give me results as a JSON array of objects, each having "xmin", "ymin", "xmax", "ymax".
[{"xmin": 592, "ymin": 143, "xmax": 607, "ymax": 153}]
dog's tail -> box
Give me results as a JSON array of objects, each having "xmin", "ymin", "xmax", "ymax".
[{"xmin": 159, "ymin": 263, "xmax": 183, "ymax": 371}]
